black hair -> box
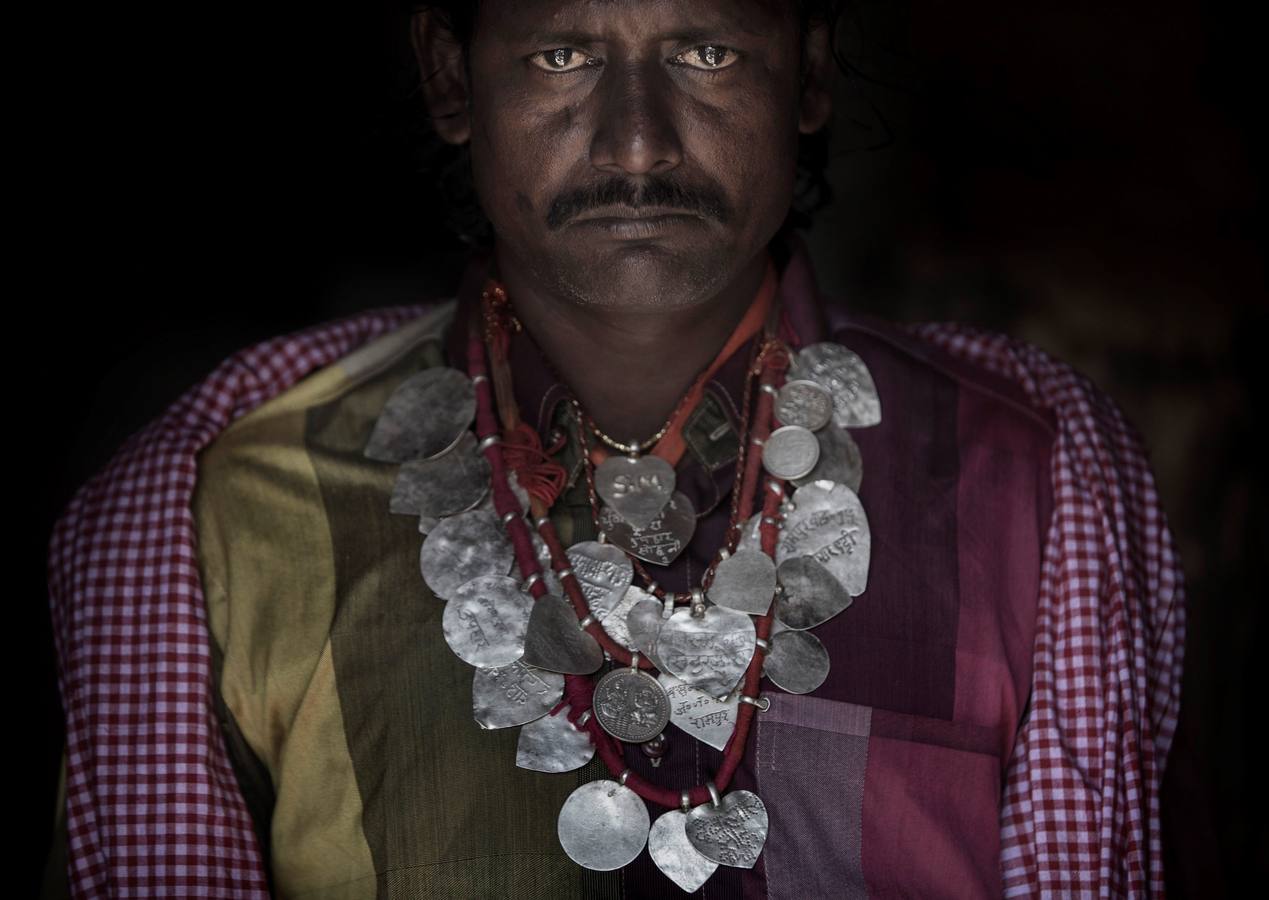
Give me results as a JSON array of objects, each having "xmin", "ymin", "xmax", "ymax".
[{"xmin": 408, "ymin": 1, "xmax": 853, "ymax": 246}]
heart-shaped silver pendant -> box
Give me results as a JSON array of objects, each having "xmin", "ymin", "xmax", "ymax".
[
  {"xmin": 792, "ymin": 423, "xmax": 863, "ymax": 492},
  {"xmin": 790, "ymin": 342, "xmax": 882, "ymax": 428},
  {"xmin": 515, "ymin": 704, "xmax": 595, "ymax": 773},
  {"xmin": 565, "ymin": 541, "xmax": 633, "ymax": 620},
  {"xmin": 685, "ymin": 789, "xmax": 769, "ymax": 868},
  {"xmin": 708, "ymin": 549, "xmax": 776, "ymax": 615},
  {"xmin": 364, "ymin": 367, "xmax": 476, "ymax": 462},
  {"xmin": 764, "ymin": 629, "xmax": 830, "ymax": 695},
  {"xmin": 595, "ymin": 454, "xmax": 675, "ymax": 530},
  {"xmin": 521, "ymin": 594, "xmax": 603, "ymax": 674},
  {"xmin": 624, "ymin": 589, "xmax": 666, "ymax": 662},
  {"xmin": 659, "ymin": 673, "xmax": 738, "ymax": 751},
  {"xmin": 657, "ymin": 606, "xmax": 755, "ymax": 699},
  {"xmin": 777, "ymin": 481, "xmax": 871, "ymax": 597},
  {"xmin": 599, "ymin": 491, "xmax": 696, "ymax": 567},
  {"xmin": 389, "ymin": 431, "xmax": 490, "ymax": 518},
  {"xmin": 649, "ymin": 810, "xmax": 719, "ymax": 892},
  {"xmin": 775, "ymin": 555, "xmax": 853, "ymax": 630},
  {"xmin": 471, "ymin": 660, "xmax": 563, "ymax": 730}
]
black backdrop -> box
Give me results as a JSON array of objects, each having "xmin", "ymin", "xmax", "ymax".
[{"xmin": 33, "ymin": 1, "xmax": 1262, "ymax": 894}]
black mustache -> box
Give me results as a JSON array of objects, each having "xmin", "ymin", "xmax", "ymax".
[{"xmin": 546, "ymin": 176, "xmax": 733, "ymax": 230}]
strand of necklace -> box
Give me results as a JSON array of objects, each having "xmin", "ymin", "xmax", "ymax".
[{"xmin": 469, "ymin": 281, "xmax": 789, "ymax": 809}]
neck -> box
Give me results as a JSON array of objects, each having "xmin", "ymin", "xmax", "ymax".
[{"xmin": 496, "ymin": 249, "xmax": 770, "ymax": 444}]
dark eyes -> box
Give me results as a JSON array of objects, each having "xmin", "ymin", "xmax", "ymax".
[{"xmin": 528, "ymin": 45, "xmax": 738, "ymax": 74}]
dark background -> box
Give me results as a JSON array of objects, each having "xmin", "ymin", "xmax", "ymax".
[{"xmin": 33, "ymin": 0, "xmax": 1262, "ymax": 894}]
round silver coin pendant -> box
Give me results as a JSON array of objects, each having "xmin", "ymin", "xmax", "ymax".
[
  {"xmin": 419, "ymin": 508, "xmax": 514, "ymax": 600},
  {"xmin": 592, "ymin": 667, "xmax": 672, "ymax": 743},
  {"xmin": 774, "ymin": 379, "xmax": 833, "ymax": 431},
  {"xmin": 762, "ymin": 425, "xmax": 821, "ymax": 481},
  {"xmin": 558, "ymin": 780, "xmax": 650, "ymax": 871},
  {"xmin": 764, "ymin": 629, "xmax": 830, "ymax": 695}
]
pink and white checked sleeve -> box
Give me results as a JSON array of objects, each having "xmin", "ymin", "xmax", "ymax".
[{"xmin": 913, "ymin": 323, "xmax": 1186, "ymax": 897}]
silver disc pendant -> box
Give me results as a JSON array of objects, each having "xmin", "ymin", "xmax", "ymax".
[
  {"xmin": 599, "ymin": 491, "xmax": 696, "ymax": 567},
  {"xmin": 472, "ymin": 660, "xmax": 564, "ymax": 729},
  {"xmin": 659, "ymin": 673, "xmax": 738, "ymax": 751},
  {"xmin": 522, "ymin": 594, "xmax": 604, "ymax": 674},
  {"xmin": 657, "ymin": 606, "xmax": 756, "ymax": 699},
  {"xmin": 649, "ymin": 810, "xmax": 719, "ymax": 892},
  {"xmin": 774, "ymin": 379, "xmax": 834, "ymax": 431},
  {"xmin": 708, "ymin": 549, "xmax": 777, "ymax": 615},
  {"xmin": 762, "ymin": 425, "xmax": 821, "ymax": 481},
  {"xmin": 566, "ymin": 541, "xmax": 634, "ymax": 621},
  {"xmin": 420, "ymin": 509, "xmax": 514, "ymax": 600},
  {"xmin": 441, "ymin": 575, "xmax": 533, "ymax": 668},
  {"xmin": 558, "ymin": 780, "xmax": 650, "ymax": 871},
  {"xmin": 685, "ymin": 790, "xmax": 769, "ymax": 869},
  {"xmin": 764, "ymin": 629, "xmax": 830, "ymax": 695},
  {"xmin": 777, "ymin": 481, "xmax": 871, "ymax": 596},
  {"xmin": 790, "ymin": 342, "xmax": 882, "ymax": 428},
  {"xmin": 516, "ymin": 705, "xmax": 595, "ymax": 773},
  {"xmin": 775, "ymin": 556, "xmax": 854, "ymax": 630},
  {"xmin": 364, "ymin": 367, "xmax": 476, "ymax": 462},
  {"xmin": 594, "ymin": 454, "xmax": 675, "ymax": 530},
  {"xmin": 792, "ymin": 423, "xmax": 863, "ymax": 492},
  {"xmin": 389, "ymin": 432, "xmax": 490, "ymax": 518},
  {"xmin": 592, "ymin": 667, "xmax": 672, "ymax": 743}
]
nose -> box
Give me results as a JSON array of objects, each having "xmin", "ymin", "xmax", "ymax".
[{"xmin": 589, "ymin": 61, "xmax": 683, "ymax": 176}]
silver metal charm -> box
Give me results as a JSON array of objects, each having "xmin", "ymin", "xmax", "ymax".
[
  {"xmin": 707, "ymin": 549, "xmax": 777, "ymax": 615},
  {"xmin": 440, "ymin": 575, "xmax": 533, "ymax": 668},
  {"xmin": 762, "ymin": 425, "xmax": 821, "ymax": 481},
  {"xmin": 389, "ymin": 431, "xmax": 490, "ymax": 518},
  {"xmin": 790, "ymin": 342, "xmax": 882, "ymax": 428},
  {"xmin": 685, "ymin": 789, "xmax": 769, "ymax": 869},
  {"xmin": 775, "ymin": 555, "xmax": 854, "ymax": 630},
  {"xmin": 599, "ymin": 491, "xmax": 696, "ymax": 567},
  {"xmin": 658, "ymin": 673, "xmax": 738, "ymax": 751},
  {"xmin": 515, "ymin": 705, "xmax": 595, "ymax": 773},
  {"xmin": 419, "ymin": 509, "xmax": 514, "ymax": 600},
  {"xmin": 774, "ymin": 379, "xmax": 833, "ymax": 431},
  {"xmin": 592, "ymin": 667, "xmax": 672, "ymax": 743},
  {"xmin": 521, "ymin": 594, "xmax": 604, "ymax": 674},
  {"xmin": 657, "ymin": 606, "xmax": 756, "ymax": 699},
  {"xmin": 557, "ymin": 780, "xmax": 650, "ymax": 871},
  {"xmin": 624, "ymin": 589, "xmax": 667, "ymax": 665},
  {"xmin": 472, "ymin": 660, "xmax": 564, "ymax": 730},
  {"xmin": 764, "ymin": 629, "xmax": 830, "ymax": 695},
  {"xmin": 565, "ymin": 541, "xmax": 634, "ymax": 621},
  {"xmin": 792, "ymin": 423, "xmax": 863, "ymax": 492},
  {"xmin": 649, "ymin": 809, "xmax": 719, "ymax": 892},
  {"xmin": 364, "ymin": 367, "xmax": 476, "ymax": 462},
  {"xmin": 594, "ymin": 454, "xmax": 675, "ymax": 530},
  {"xmin": 777, "ymin": 481, "xmax": 871, "ymax": 596},
  {"xmin": 594, "ymin": 585, "xmax": 645, "ymax": 651}
]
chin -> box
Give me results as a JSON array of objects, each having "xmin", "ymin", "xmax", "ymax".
[{"xmin": 552, "ymin": 243, "xmax": 738, "ymax": 312}]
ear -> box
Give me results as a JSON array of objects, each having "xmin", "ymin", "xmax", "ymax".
[
  {"xmin": 798, "ymin": 22, "xmax": 834, "ymax": 135},
  {"xmin": 410, "ymin": 11, "xmax": 472, "ymax": 145}
]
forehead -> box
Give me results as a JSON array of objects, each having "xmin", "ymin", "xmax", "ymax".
[{"xmin": 476, "ymin": 0, "xmax": 794, "ymax": 42}]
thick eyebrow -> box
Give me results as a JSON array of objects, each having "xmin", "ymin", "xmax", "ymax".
[{"xmin": 516, "ymin": 24, "xmax": 761, "ymax": 48}]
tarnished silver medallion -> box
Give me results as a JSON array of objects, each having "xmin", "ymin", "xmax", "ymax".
[
  {"xmin": 472, "ymin": 660, "xmax": 564, "ymax": 729},
  {"xmin": 685, "ymin": 790, "xmax": 769, "ymax": 869},
  {"xmin": 565, "ymin": 542, "xmax": 634, "ymax": 621},
  {"xmin": 657, "ymin": 606, "xmax": 756, "ymax": 699},
  {"xmin": 592, "ymin": 667, "xmax": 672, "ymax": 743},
  {"xmin": 365, "ymin": 367, "xmax": 476, "ymax": 462},
  {"xmin": 708, "ymin": 549, "xmax": 776, "ymax": 615},
  {"xmin": 764, "ymin": 629, "xmax": 830, "ymax": 695},
  {"xmin": 762, "ymin": 425, "xmax": 821, "ymax": 481},
  {"xmin": 594, "ymin": 454, "xmax": 675, "ymax": 530},
  {"xmin": 792, "ymin": 423, "xmax": 863, "ymax": 492},
  {"xmin": 420, "ymin": 509, "xmax": 514, "ymax": 600},
  {"xmin": 558, "ymin": 780, "xmax": 650, "ymax": 871},
  {"xmin": 659, "ymin": 673, "xmax": 738, "ymax": 751},
  {"xmin": 774, "ymin": 379, "xmax": 833, "ymax": 431},
  {"xmin": 790, "ymin": 342, "xmax": 882, "ymax": 428},
  {"xmin": 599, "ymin": 491, "xmax": 696, "ymax": 567},
  {"xmin": 624, "ymin": 590, "xmax": 666, "ymax": 662},
  {"xmin": 441, "ymin": 576, "xmax": 533, "ymax": 668},
  {"xmin": 516, "ymin": 705, "xmax": 595, "ymax": 773},
  {"xmin": 522, "ymin": 593, "xmax": 603, "ymax": 674},
  {"xmin": 649, "ymin": 810, "xmax": 718, "ymax": 892},
  {"xmin": 389, "ymin": 432, "xmax": 490, "ymax": 518},
  {"xmin": 777, "ymin": 481, "xmax": 871, "ymax": 596},
  {"xmin": 775, "ymin": 556, "xmax": 854, "ymax": 630}
]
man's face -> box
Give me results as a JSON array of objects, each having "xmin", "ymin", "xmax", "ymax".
[{"xmin": 459, "ymin": 0, "xmax": 824, "ymax": 312}]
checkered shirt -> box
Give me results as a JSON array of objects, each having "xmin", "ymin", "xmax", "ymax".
[{"xmin": 48, "ymin": 311, "xmax": 1183, "ymax": 897}]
